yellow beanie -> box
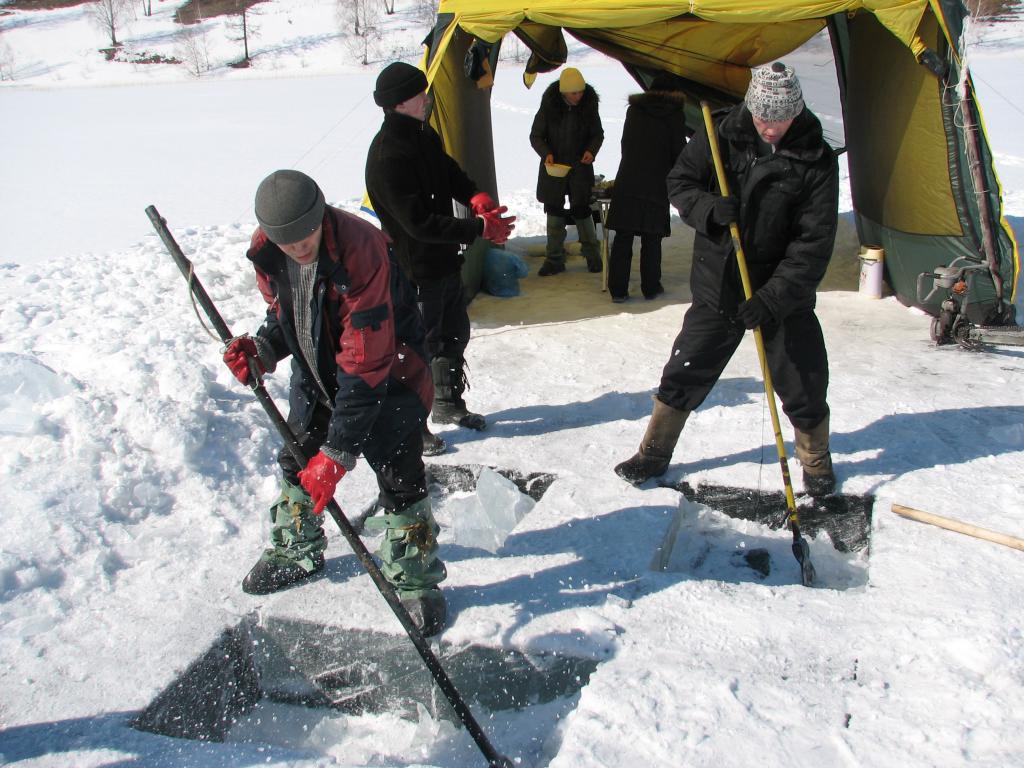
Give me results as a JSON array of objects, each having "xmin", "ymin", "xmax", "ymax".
[{"xmin": 559, "ymin": 67, "xmax": 585, "ymax": 93}]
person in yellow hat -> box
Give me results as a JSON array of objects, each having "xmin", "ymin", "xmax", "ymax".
[{"xmin": 529, "ymin": 67, "xmax": 604, "ymax": 276}]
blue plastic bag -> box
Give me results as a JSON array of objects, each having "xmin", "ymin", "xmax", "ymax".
[{"xmin": 483, "ymin": 248, "xmax": 529, "ymax": 297}]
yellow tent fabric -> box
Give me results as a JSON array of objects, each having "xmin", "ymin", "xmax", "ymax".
[{"xmin": 438, "ymin": 0, "xmax": 930, "ymax": 53}]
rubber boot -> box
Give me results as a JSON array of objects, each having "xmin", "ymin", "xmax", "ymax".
[
  {"xmin": 794, "ymin": 415, "xmax": 836, "ymax": 497},
  {"xmin": 539, "ymin": 214, "xmax": 567, "ymax": 276},
  {"xmin": 242, "ymin": 479, "xmax": 327, "ymax": 595},
  {"xmin": 614, "ymin": 396, "xmax": 689, "ymax": 486},
  {"xmin": 367, "ymin": 498, "xmax": 448, "ymax": 637},
  {"xmin": 431, "ymin": 356, "xmax": 486, "ymax": 431},
  {"xmin": 575, "ymin": 215, "xmax": 602, "ymax": 273}
]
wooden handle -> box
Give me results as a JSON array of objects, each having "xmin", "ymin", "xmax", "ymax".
[{"xmin": 891, "ymin": 503, "xmax": 1024, "ymax": 552}]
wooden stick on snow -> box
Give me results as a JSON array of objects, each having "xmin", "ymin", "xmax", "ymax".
[{"xmin": 891, "ymin": 503, "xmax": 1024, "ymax": 552}]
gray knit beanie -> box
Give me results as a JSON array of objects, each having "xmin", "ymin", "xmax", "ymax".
[
  {"xmin": 254, "ymin": 170, "xmax": 325, "ymax": 245},
  {"xmin": 745, "ymin": 62, "xmax": 804, "ymax": 122}
]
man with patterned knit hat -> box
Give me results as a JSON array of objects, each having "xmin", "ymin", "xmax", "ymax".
[
  {"xmin": 614, "ymin": 62, "xmax": 839, "ymax": 498},
  {"xmin": 222, "ymin": 169, "xmax": 449, "ymax": 636},
  {"xmin": 365, "ymin": 61, "xmax": 515, "ymax": 453}
]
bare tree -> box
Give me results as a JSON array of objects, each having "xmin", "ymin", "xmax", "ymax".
[
  {"xmin": 229, "ymin": 1, "xmax": 259, "ymax": 64},
  {"xmin": 176, "ymin": 25, "xmax": 211, "ymax": 77},
  {"xmin": 382, "ymin": 0, "xmax": 395, "ymax": 14},
  {"xmin": 499, "ymin": 36, "xmax": 526, "ymax": 64},
  {"xmin": 337, "ymin": 0, "xmax": 383, "ymax": 65},
  {"xmin": 140, "ymin": 0, "xmax": 152, "ymax": 17},
  {"xmin": 412, "ymin": 0, "xmax": 438, "ymax": 27},
  {"xmin": 87, "ymin": 0, "xmax": 133, "ymax": 48},
  {"xmin": 0, "ymin": 36, "xmax": 15, "ymax": 81}
]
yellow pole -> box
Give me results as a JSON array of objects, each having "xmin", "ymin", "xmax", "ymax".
[{"xmin": 699, "ymin": 102, "xmax": 814, "ymax": 585}]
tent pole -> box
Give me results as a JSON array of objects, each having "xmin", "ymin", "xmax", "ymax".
[{"xmin": 959, "ymin": 77, "xmax": 1005, "ymax": 305}]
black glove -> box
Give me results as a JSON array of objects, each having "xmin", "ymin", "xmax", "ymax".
[
  {"xmin": 710, "ymin": 196, "xmax": 739, "ymax": 226},
  {"xmin": 736, "ymin": 295, "xmax": 774, "ymax": 330}
]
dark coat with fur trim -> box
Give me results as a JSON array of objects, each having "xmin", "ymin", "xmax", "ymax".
[
  {"xmin": 667, "ymin": 103, "xmax": 839, "ymax": 319},
  {"xmin": 530, "ymin": 82, "xmax": 604, "ymax": 209},
  {"xmin": 606, "ymin": 90, "xmax": 689, "ymax": 236}
]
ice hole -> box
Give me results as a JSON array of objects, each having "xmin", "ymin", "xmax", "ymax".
[
  {"xmin": 133, "ymin": 465, "xmax": 582, "ymax": 763},
  {"xmin": 653, "ymin": 482, "xmax": 874, "ymax": 589},
  {"xmin": 132, "ymin": 615, "xmax": 599, "ymax": 759}
]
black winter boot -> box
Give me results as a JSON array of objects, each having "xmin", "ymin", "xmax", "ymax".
[
  {"xmin": 421, "ymin": 423, "xmax": 446, "ymax": 456},
  {"xmin": 431, "ymin": 356, "xmax": 486, "ymax": 431},
  {"xmin": 615, "ymin": 396, "xmax": 689, "ymax": 486},
  {"xmin": 242, "ymin": 552, "xmax": 325, "ymax": 595},
  {"xmin": 401, "ymin": 589, "xmax": 448, "ymax": 638}
]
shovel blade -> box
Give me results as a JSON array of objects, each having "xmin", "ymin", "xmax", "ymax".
[
  {"xmin": 668, "ymin": 481, "xmax": 875, "ymax": 555},
  {"xmin": 792, "ymin": 536, "xmax": 816, "ymax": 586}
]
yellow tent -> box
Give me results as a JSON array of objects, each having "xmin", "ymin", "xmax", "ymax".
[{"xmin": 419, "ymin": 0, "xmax": 1018, "ymax": 324}]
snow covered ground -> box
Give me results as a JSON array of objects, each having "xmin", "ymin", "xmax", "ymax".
[{"xmin": 1, "ymin": 2, "xmax": 1023, "ymax": 767}]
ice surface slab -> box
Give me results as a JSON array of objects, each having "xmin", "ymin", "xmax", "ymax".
[{"xmin": 446, "ymin": 468, "xmax": 536, "ymax": 553}]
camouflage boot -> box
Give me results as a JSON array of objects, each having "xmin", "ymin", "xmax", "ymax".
[
  {"xmin": 368, "ymin": 497, "xmax": 448, "ymax": 637},
  {"xmin": 242, "ymin": 479, "xmax": 327, "ymax": 595}
]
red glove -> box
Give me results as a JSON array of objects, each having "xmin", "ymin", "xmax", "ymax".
[
  {"xmin": 297, "ymin": 451, "xmax": 347, "ymax": 515},
  {"xmin": 469, "ymin": 192, "xmax": 498, "ymax": 216},
  {"xmin": 479, "ymin": 207, "xmax": 516, "ymax": 245},
  {"xmin": 223, "ymin": 337, "xmax": 265, "ymax": 385}
]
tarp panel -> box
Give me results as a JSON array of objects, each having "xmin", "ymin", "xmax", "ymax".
[
  {"xmin": 427, "ymin": 25, "xmax": 497, "ymax": 298},
  {"xmin": 846, "ymin": 11, "xmax": 960, "ymax": 235},
  {"xmin": 570, "ymin": 19, "xmax": 825, "ymax": 96}
]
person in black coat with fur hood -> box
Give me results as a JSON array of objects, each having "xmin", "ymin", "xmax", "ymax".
[
  {"xmin": 605, "ymin": 74, "xmax": 689, "ymax": 301},
  {"xmin": 615, "ymin": 62, "xmax": 839, "ymax": 499},
  {"xmin": 530, "ymin": 67, "xmax": 604, "ymax": 276}
]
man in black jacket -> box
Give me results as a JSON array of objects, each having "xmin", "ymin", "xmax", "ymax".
[
  {"xmin": 365, "ymin": 62, "xmax": 515, "ymax": 450},
  {"xmin": 615, "ymin": 62, "xmax": 839, "ymax": 497},
  {"xmin": 530, "ymin": 67, "xmax": 604, "ymax": 276}
]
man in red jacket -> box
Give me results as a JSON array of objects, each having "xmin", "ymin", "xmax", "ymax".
[{"xmin": 223, "ymin": 169, "xmax": 448, "ymax": 636}]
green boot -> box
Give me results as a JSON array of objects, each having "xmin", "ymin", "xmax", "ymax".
[
  {"xmin": 794, "ymin": 415, "xmax": 836, "ymax": 497},
  {"xmin": 614, "ymin": 396, "xmax": 689, "ymax": 486},
  {"xmin": 574, "ymin": 215, "xmax": 602, "ymax": 272},
  {"xmin": 540, "ymin": 214, "xmax": 568, "ymax": 275},
  {"xmin": 242, "ymin": 479, "xmax": 327, "ymax": 595},
  {"xmin": 368, "ymin": 498, "xmax": 448, "ymax": 637}
]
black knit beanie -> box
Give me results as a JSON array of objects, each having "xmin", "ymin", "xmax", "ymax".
[
  {"xmin": 254, "ymin": 170, "xmax": 325, "ymax": 245},
  {"xmin": 374, "ymin": 62, "xmax": 428, "ymax": 108}
]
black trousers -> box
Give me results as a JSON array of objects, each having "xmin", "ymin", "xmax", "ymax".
[
  {"xmin": 416, "ymin": 272, "xmax": 471, "ymax": 363},
  {"xmin": 278, "ymin": 402, "xmax": 427, "ymax": 512},
  {"xmin": 657, "ymin": 301, "xmax": 829, "ymax": 431},
  {"xmin": 608, "ymin": 230, "xmax": 663, "ymax": 298}
]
